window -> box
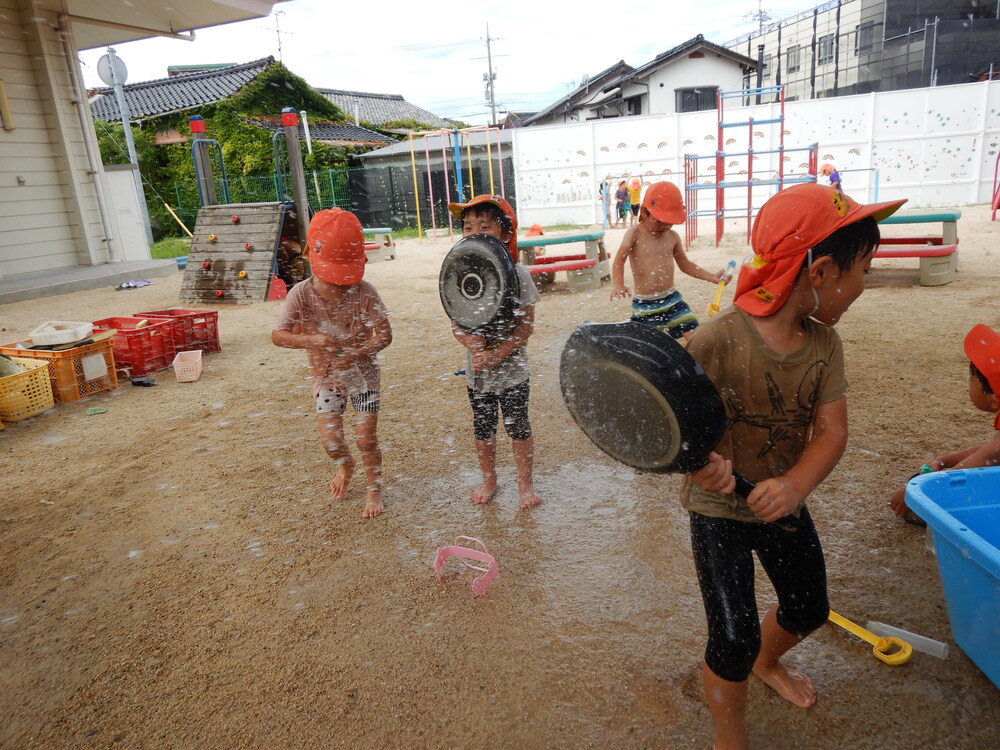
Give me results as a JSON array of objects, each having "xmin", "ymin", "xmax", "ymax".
[
  {"xmin": 786, "ymin": 45, "xmax": 800, "ymax": 73},
  {"xmin": 817, "ymin": 34, "xmax": 836, "ymax": 65},
  {"xmin": 675, "ymin": 87, "xmax": 718, "ymax": 113},
  {"xmin": 625, "ymin": 95, "xmax": 642, "ymax": 116},
  {"xmin": 856, "ymin": 21, "xmax": 876, "ymax": 53}
]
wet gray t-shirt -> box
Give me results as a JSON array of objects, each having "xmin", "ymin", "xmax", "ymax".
[{"xmin": 465, "ymin": 264, "xmax": 540, "ymax": 393}]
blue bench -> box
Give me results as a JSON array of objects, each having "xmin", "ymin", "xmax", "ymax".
[
  {"xmin": 515, "ymin": 231, "xmax": 609, "ymax": 292},
  {"xmin": 876, "ymin": 210, "xmax": 960, "ymax": 286}
]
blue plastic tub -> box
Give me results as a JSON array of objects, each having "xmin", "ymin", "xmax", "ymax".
[
  {"xmin": 906, "ymin": 467, "xmax": 1000, "ymax": 688},
  {"xmin": 173, "ymin": 256, "xmax": 188, "ymax": 269}
]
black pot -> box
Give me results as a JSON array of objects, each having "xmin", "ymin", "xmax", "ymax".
[
  {"xmin": 560, "ymin": 321, "xmax": 802, "ymax": 529},
  {"xmin": 560, "ymin": 321, "xmax": 725, "ymax": 473},
  {"xmin": 439, "ymin": 234, "xmax": 520, "ymax": 342}
]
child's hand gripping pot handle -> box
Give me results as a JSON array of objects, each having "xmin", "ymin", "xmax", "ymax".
[{"xmin": 707, "ymin": 260, "xmax": 738, "ymax": 318}]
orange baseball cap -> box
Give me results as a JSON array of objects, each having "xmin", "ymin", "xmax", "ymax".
[
  {"xmin": 734, "ymin": 183, "xmax": 906, "ymax": 316},
  {"xmin": 525, "ymin": 224, "xmax": 544, "ymax": 237},
  {"xmin": 305, "ymin": 207, "xmax": 367, "ymax": 285},
  {"xmin": 965, "ymin": 324, "xmax": 1000, "ymax": 396},
  {"xmin": 642, "ymin": 182, "xmax": 686, "ymax": 224},
  {"xmin": 448, "ymin": 194, "xmax": 518, "ymax": 260}
]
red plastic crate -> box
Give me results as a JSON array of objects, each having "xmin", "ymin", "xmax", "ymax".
[
  {"xmin": 133, "ymin": 308, "xmax": 221, "ymax": 354},
  {"xmin": 91, "ymin": 317, "xmax": 174, "ymax": 377}
]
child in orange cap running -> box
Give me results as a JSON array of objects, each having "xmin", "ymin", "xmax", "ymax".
[
  {"xmin": 610, "ymin": 181, "xmax": 725, "ymax": 340},
  {"xmin": 682, "ymin": 183, "xmax": 906, "ymax": 750},
  {"xmin": 888, "ymin": 323, "xmax": 1000, "ymax": 524},
  {"xmin": 272, "ymin": 208, "xmax": 393, "ymax": 518},
  {"xmin": 447, "ymin": 194, "xmax": 543, "ymax": 510}
]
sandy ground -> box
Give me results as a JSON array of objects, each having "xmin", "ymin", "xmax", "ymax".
[{"xmin": 1, "ymin": 205, "xmax": 999, "ymax": 749}]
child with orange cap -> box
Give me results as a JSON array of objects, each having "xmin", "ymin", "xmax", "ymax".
[
  {"xmin": 888, "ymin": 323, "xmax": 1000, "ymax": 524},
  {"xmin": 272, "ymin": 208, "xmax": 393, "ymax": 519},
  {"xmin": 447, "ymin": 194, "xmax": 543, "ymax": 510},
  {"xmin": 610, "ymin": 181, "xmax": 725, "ymax": 340},
  {"xmin": 820, "ymin": 162, "xmax": 842, "ymax": 192},
  {"xmin": 681, "ymin": 183, "xmax": 906, "ymax": 750}
]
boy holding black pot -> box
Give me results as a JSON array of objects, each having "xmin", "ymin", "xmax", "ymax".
[
  {"xmin": 448, "ymin": 195, "xmax": 543, "ymax": 510},
  {"xmin": 682, "ymin": 183, "xmax": 906, "ymax": 750}
]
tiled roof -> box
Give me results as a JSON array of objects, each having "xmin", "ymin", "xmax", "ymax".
[
  {"xmin": 359, "ymin": 128, "xmax": 512, "ymax": 161},
  {"xmin": 245, "ymin": 116, "xmax": 396, "ymax": 146},
  {"xmin": 501, "ymin": 112, "xmax": 538, "ymax": 128},
  {"xmin": 316, "ymin": 89, "xmax": 452, "ymax": 128},
  {"xmin": 522, "ymin": 60, "xmax": 633, "ymax": 125},
  {"xmin": 608, "ymin": 35, "xmax": 758, "ymax": 89},
  {"xmin": 90, "ymin": 57, "xmax": 277, "ymax": 121}
]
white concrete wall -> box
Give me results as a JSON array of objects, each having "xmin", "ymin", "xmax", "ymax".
[
  {"xmin": 0, "ymin": 0, "xmax": 109, "ymax": 279},
  {"xmin": 512, "ymin": 79, "xmax": 1000, "ymax": 228}
]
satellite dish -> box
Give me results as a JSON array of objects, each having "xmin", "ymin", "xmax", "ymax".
[{"xmin": 97, "ymin": 53, "xmax": 128, "ymax": 86}]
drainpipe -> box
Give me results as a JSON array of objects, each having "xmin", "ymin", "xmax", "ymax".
[{"xmin": 59, "ymin": 15, "xmax": 120, "ymax": 262}]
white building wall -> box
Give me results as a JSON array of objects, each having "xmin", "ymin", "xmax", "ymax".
[
  {"xmin": 647, "ymin": 55, "xmax": 752, "ymax": 114},
  {"xmin": 0, "ymin": 0, "xmax": 109, "ymax": 279},
  {"xmin": 512, "ymin": 79, "xmax": 1000, "ymax": 228}
]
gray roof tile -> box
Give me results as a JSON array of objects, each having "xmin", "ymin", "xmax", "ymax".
[
  {"xmin": 317, "ymin": 89, "xmax": 452, "ymax": 128},
  {"xmin": 245, "ymin": 116, "xmax": 396, "ymax": 146},
  {"xmin": 90, "ymin": 57, "xmax": 277, "ymax": 121}
]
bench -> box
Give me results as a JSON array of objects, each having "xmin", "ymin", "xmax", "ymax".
[
  {"xmin": 363, "ymin": 227, "xmax": 395, "ymax": 262},
  {"xmin": 875, "ymin": 210, "xmax": 960, "ymax": 286},
  {"xmin": 515, "ymin": 231, "xmax": 610, "ymax": 292}
]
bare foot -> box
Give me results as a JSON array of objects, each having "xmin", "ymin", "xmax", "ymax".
[
  {"xmin": 363, "ymin": 488, "xmax": 384, "ymax": 518},
  {"xmin": 330, "ymin": 464, "xmax": 354, "ymax": 499},
  {"xmin": 518, "ymin": 489, "xmax": 542, "ymax": 509},
  {"xmin": 470, "ymin": 477, "xmax": 497, "ymax": 504},
  {"xmin": 753, "ymin": 661, "xmax": 817, "ymax": 708}
]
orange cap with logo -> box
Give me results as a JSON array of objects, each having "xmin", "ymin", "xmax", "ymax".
[
  {"xmin": 642, "ymin": 181, "xmax": 686, "ymax": 224},
  {"xmin": 305, "ymin": 208, "xmax": 367, "ymax": 285},
  {"xmin": 734, "ymin": 183, "xmax": 906, "ymax": 316},
  {"xmin": 965, "ymin": 324, "xmax": 1000, "ymax": 397},
  {"xmin": 448, "ymin": 194, "xmax": 519, "ymax": 261}
]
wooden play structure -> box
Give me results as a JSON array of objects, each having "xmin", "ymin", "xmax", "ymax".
[
  {"xmin": 179, "ymin": 110, "xmax": 312, "ymax": 304},
  {"xmin": 180, "ymin": 202, "xmax": 305, "ymax": 304}
]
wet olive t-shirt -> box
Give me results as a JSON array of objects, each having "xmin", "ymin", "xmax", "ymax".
[{"xmin": 679, "ymin": 306, "xmax": 847, "ymax": 522}]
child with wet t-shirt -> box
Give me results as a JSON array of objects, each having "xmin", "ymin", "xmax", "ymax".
[
  {"xmin": 272, "ymin": 208, "xmax": 392, "ymax": 518},
  {"xmin": 682, "ymin": 183, "xmax": 906, "ymax": 749},
  {"xmin": 448, "ymin": 194, "xmax": 542, "ymax": 510}
]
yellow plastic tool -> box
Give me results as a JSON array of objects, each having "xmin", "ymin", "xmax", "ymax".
[
  {"xmin": 707, "ymin": 260, "xmax": 737, "ymax": 317},
  {"xmin": 828, "ymin": 610, "xmax": 912, "ymax": 665}
]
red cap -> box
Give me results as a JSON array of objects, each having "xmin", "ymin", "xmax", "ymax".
[
  {"xmin": 281, "ymin": 110, "xmax": 298, "ymax": 127},
  {"xmin": 734, "ymin": 183, "xmax": 906, "ymax": 316},
  {"xmin": 305, "ymin": 208, "xmax": 367, "ymax": 285},
  {"xmin": 448, "ymin": 194, "xmax": 518, "ymax": 261},
  {"xmin": 642, "ymin": 182, "xmax": 685, "ymax": 224},
  {"xmin": 525, "ymin": 224, "xmax": 544, "ymax": 237},
  {"xmin": 965, "ymin": 324, "xmax": 1000, "ymax": 396}
]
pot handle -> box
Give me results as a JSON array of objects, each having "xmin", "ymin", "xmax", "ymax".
[{"xmin": 734, "ymin": 473, "xmax": 804, "ymax": 532}]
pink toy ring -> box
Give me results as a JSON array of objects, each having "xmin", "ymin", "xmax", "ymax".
[{"xmin": 434, "ymin": 536, "xmax": 499, "ymax": 596}]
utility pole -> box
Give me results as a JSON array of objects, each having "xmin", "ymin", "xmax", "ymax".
[{"xmin": 484, "ymin": 24, "xmax": 497, "ymax": 126}]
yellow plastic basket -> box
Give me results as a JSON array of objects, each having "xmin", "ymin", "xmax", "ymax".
[{"xmin": 0, "ymin": 357, "xmax": 55, "ymax": 421}]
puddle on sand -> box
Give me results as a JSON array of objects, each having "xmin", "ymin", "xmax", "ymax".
[{"xmin": 400, "ymin": 461, "xmax": 681, "ymax": 639}]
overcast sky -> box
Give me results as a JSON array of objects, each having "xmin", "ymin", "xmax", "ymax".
[{"xmin": 77, "ymin": 0, "xmax": 802, "ymax": 125}]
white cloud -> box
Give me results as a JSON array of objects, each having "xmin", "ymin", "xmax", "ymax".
[{"xmin": 77, "ymin": 0, "xmax": 767, "ymax": 124}]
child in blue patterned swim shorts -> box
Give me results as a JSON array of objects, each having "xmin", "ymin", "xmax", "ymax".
[{"xmin": 609, "ymin": 181, "xmax": 724, "ymax": 340}]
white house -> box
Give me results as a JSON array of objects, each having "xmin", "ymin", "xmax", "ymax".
[
  {"xmin": 0, "ymin": 0, "xmax": 284, "ymax": 286},
  {"xmin": 524, "ymin": 35, "xmax": 757, "ymax": 127}
]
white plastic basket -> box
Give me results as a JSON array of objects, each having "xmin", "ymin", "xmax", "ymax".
[
  {"xmin": 171, "ymin": 350, "xmax": 203, "ymax": 382},
  {"xmin": 29, "ymin": 320, "xmax": 93, "ymax": 346}
]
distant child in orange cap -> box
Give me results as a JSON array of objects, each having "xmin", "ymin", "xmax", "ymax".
[
  {"xmin": 272, "ymin": 208, "xmax": 393, "ymax": 519},
  {"xmin": 610, "ymin": 180, "xmax": 725, "ymax": 340},
  {"xmin": 447, "ymin": 194, "xmax": 542, "ymax": 510},
  {"xmin": 681, "ymin": 183, "xmax": 906, "ymax": 750},
  {"xmin": 888, "ymin": 323, "xmax": 1000, "ymax": 524}
]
